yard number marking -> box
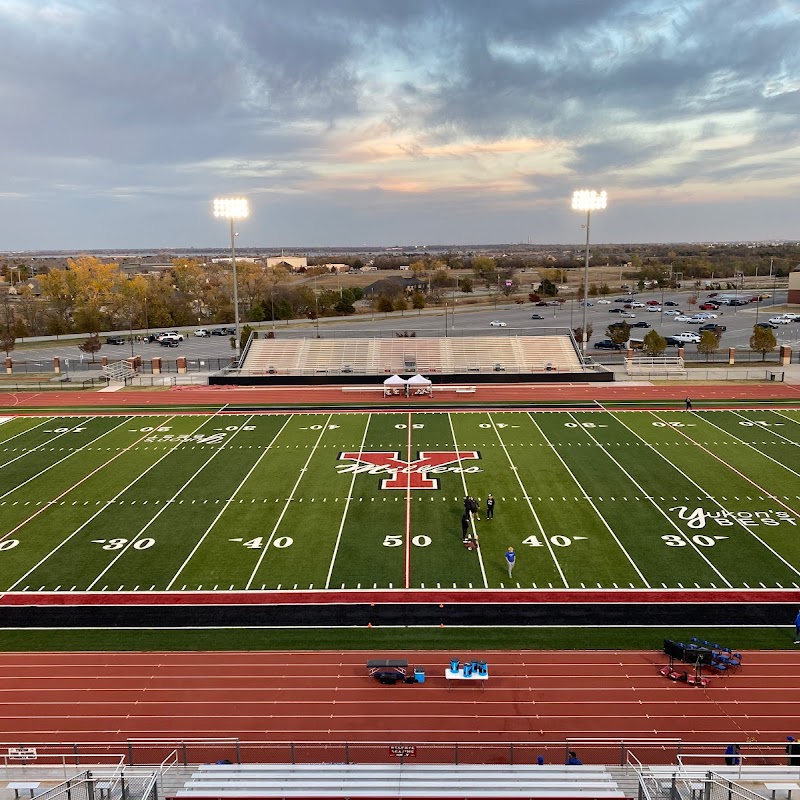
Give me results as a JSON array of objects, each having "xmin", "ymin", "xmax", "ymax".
[
  {"xmin": 522, "ymin": 535, "xmax": 585, "ymax": 547},
  {"xmin": 384, "ymin": 535, "xmax": 431, "ymax": 547},
  {"xmin": 662, "ymin": 534, "xmax": 728, "ymax": 547},
  {"xmin": 0, "ymin": 540, "xmax": 19, "ymax": 551},
  {"xmin": 92, "ymin": 538, "xmax": 155, "ymax": 550}
]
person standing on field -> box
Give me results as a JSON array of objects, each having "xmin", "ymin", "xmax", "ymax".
[
  {"xmin": 685, "ymin": 397, "xmax": 693, "ymax": 411},
  {"xmin": 505, "ymin": 547, "xmax": 516, "ymax": 578},
  {"xmin": 794, "ymin": 609, "xmax": 800, "ymax": 644},
  {"xmin": 486, "ymin": 494, "xmax": 495, "ymax": 519}
]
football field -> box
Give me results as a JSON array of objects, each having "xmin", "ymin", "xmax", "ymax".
[{"xmin": 0, "ymin": 408, "xmax": 798, "ymax": 593}]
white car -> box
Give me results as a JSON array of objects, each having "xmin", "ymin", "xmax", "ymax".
[
  {"xmin": 647, "ymin": 306, "xmax": 663, "ymax": 312},
  {"xmin": 620, "ymin": 312, "xmax": 636, "ymax": 318},
  {"xmin": 194, "ymin": 329, "xmax": 210, "ymax": 337},
  {"xmin": 673, "ymin": 315, "xmax": 693, "ymax": 323},
  {"xmin": 694, "ymin": 312, "xmax": 718, "ymax": 319},
  {"xmin": 686, "ymin": 316, "xmax": 706, "ymax": 324},
  {"xmin": 674, "ymin": 332, "xmax": 701, "ymax": 344},
  {"xmin": 769, "ymin": 316, "xmax": 791, "ymax": 325},
  {"xmin": 596, "ymin": 299, "xmax": 612, "ymax": 304},
  {"xmin": 489, "ymin": 320, "xmax": 506, "ymax": 327},
  {"xmin": 156, "ymin": 332, "xmax": 184, "ymax": 342},
  {"xmin": 630, "ymin": 301, "xmax": 646, "ymax": 308},
  {"xmin": 781, "ymin": 313, "xmax": 799, "ymax": 322},
  {"xmin": 664, "ymin": 309, "xmax": 681, "ymax": 316}
]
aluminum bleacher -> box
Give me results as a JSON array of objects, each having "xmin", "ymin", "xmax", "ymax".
[
  {"xmin": 174, "ymin": 763, "xmax": 626, "ymax": 798},
  {"xmin": 238, "ymin": 334, "xmax": 586, "ymax": 379}
]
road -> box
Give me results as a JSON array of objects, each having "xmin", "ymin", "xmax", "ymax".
[{"xmin": 9, "ymin": 289, "xmax": 797, "ymax": 367}]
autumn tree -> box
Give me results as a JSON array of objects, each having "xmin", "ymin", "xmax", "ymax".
[
  {"xmin": 697, "ymin": 330, "xmax": 722, "ymax": 362},
  {"xmin": 572, "ymin": 323, "xmax": 593, "ymax": 344},
  {"xmin": 750, "ymin": 326, "xmax": 777, "ymax": 361},
  {"xmin": 642, "ymin": 330, "xmax": 667, "ymax": 356},
  {"xmin": 411, "ymin": 291, "xmax": 426, "ymax": 313},
  {"xmin": 607, "ymin": 321, "xmax": 631, "ymax": 346},
  {"xmin": 79, "ymin": 333, "xmax": 102, "ymax": 363}
]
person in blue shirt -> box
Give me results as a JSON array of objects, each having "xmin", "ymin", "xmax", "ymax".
[
  {"xmin": 794, "ymin": 609, "xmax": 800, "ymax": 644},
  {"xmin": 505, "ymin": 547, "xmax": 516, "ymax": 578},
  {"xmin": 567, "ymin": 751, "xmax": 582, "ymax": 765},
  {"xmin": 724, "ymin": 744, "xmax": 741, "ymax": 765}
]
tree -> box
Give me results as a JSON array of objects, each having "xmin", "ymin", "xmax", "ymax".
[
  {"xmin": 375, "ymin": 295, "xmax": 394, "ymax": 314},
  {"xmin": 588, "ymin": 283, "xmax": 599, "ymax": 297},
  {"xmin": 538, "ymin": 278, "xmax": 558, "ymax": 297},
  {"xmin": 411, "ymin": 291, "xmax": 426, "ymax": 313},
  {"xmin": 642, "ymin": 330, "xmax": 667, "ymax": 356},
  {"xmin": 393, "ymin": 296, "xmax": 409, "ymax": 315},
  {"xmin": 78, "ymin": 333, "xmax": 102, "ymax": 363},
  {"xmin": 697, "ymin": 330, "xmax": 722, "ymax": 362},
  {"xmin": 460, "ymin": 277, "xmax": 473, "ymax": 293},
  {"xmin": 237, "ymin": 324, "xmax": 254, "ymax": 352},
  {"xmin": 750, "ymin": 326, "xmax": 777, "ymax": 361},
  {"xmin": 607, "ymin": 322, "xmax": 631, "ymax": 346},
  {"xmin": 572, "ymin": 324, "xmax": 593, "ymax": 345}
]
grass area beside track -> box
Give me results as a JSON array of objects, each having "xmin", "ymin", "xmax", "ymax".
[{"xmin": 0, "ymin": 626, "xmax": 794, "ymax": 652}]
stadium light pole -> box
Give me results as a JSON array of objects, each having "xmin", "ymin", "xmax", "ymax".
[
  {"xmin": 571, "ymin": 190, "xmax": 607, "ymax": 355},
  {"xmin": 213, "ymin": 197, "xmax": 249, "ymax": 360}
]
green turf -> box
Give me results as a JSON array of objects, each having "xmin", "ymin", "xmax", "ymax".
[
  {"xmin": 1, "ymin": 409, "xmax": 799, "ymax": 592},
  {"xmin": 0, "ymin": 626, "xmax": 795, "ymax": 651}
]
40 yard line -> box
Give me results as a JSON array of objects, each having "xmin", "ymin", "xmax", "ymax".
[{"xmin": 325, "ymin": 413, "xmax": 371, "ymax": 590}]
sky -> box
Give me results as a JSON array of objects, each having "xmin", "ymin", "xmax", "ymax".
[{"xmin": 0, "ymin": 0, "xmax": 798, "ymax": 250}]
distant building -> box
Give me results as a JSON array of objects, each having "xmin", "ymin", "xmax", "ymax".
[
  {"xmin": 364, "ymin": 277, "xmax": 427, "ymax": 297},
  {"xmin": 267, "ymin": 256, "xmax": 307, "ymax": 272},
  {"xmin": 322, "ymin": 263, "xmax": 350, "ymax": 273},
  {"xmin": 788, "ymin": 266, "xmax": 800, "ymax": 305}
]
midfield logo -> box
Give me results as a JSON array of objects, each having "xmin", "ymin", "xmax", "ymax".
[{"xmin": 336, "ymin": 451, "xmax": 482, "ymax": 490}]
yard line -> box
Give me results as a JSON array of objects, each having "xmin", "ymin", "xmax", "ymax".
[
  {"xmin": 617, "ymin": 413, "xmax": 800, "ymax": 580},
  {"xmin": 245, "ymin": 414, "xmax": 334, "ymax": 590},
  {"xmin": 484, "ymin": 413, "xmax": 563, "ymax": 587},
  {"xmin": 769, "ymin": 409, "xmax": 800, "ymax": 428},
  {"xmin": 447, "ymin": 413, "xmax": 488, "ymax": 588},
  {"xmin": 167, "ymin": 415, "xmax": 293, "ymax": 590},
  {"xmin": 0, "ymin": 417, "xmax": 133, "ymax": 501},
  {"xmin": 3, "ymin": 414, "xmax": 191, "ymax": 590},
  {"xmin": 325, "ymin": 413, "xmax": 371, "ymax": 589},
  {"xmin": 704, "ymin": 411, "xmax": 800, "ymax": 476},
  {"xmin": 567, "ymin": 411, "xmax": 732, "ymax": 587},
  {"xmin": 731, "ymin": 411, "xmax": 800, "ymax": 449},
  {"xmin": 0, "ymin": 417, "xmax": 99, "ymax": 471},
  {"xmin": 404, "ymin": 412, "xmax": 413, "ymax": 588},
  {"xmin": 86, "ymin": 414, "xmax": 251, "ymax": 591},
  {"xmin": 647, "ymin": 411, "xmax": 800, "ymax": 515},
  {"xmin": 525, "ymin": 412, "xmax": 649, "ymax": 588},
  {"xmin": 0, "ymin": 417, "xmax": 53, "ymax": 447}
]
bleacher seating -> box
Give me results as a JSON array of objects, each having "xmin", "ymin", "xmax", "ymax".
[
  {"xmin": 175, "ymin": 763, "xmax": 625, "ymax": 798},
  {"xmin": 241, "ymin": 335, "xmax": 583, "ymax": 377}
]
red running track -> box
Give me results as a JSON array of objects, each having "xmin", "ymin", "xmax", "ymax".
[
  {"xmin": 1, "ymin": 650, "xmax": 799, "ymax": 743},
  {"xmin": 0, "ymin": 382, "xmax": 798, "ymax": 410}
]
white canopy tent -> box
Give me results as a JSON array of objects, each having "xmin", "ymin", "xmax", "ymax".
[
  {"xmin": 383, "ymin": 374, "xmax": 407, "ymax": 396},
  {"xmin": 407, "ymin": 373, "xmax": 433, "ymax": 396}
]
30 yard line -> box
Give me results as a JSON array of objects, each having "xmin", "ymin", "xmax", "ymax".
[
  {"xmin": 86, "ymin": 414, "xmax": 253, "ymax": 591},
  {"xmin": 487, "ymin": 413, "xmax": 565, "ymax": 588},
  {"xmin": 167, "ymin": 415, "xmax": 293, "ymax": 590},
  {"xmin": 0, "ymin": 416, "xmax": 133, "ymax": 502},
  {"xmin": 3, "ymin": 414, "xmax": 189, "ymax": 591},
  {"xmin": 568, "ymin": 411, "xmax": 732, "ymax": 587},
  {"xmin": 0, "ymin": 416, "xmax": 100, "ymax": 471},
  {"xmin": 325, "ymin": 413, "xmax": 371, "ymax": 589},
  {"xmin": 445, "ymin": 412, "xmax": 487, "ymax": 587},
  {"xmin": 245, "ymin": 414, "xmax": 334, "ymax": 590},
  {"xmin": 525, "ymin": 411, "xmax": 649, "ymax": 588}
]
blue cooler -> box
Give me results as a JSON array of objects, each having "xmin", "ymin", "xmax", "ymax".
[
  {"xmin": 471, "ymin": 660, "xmax": 479, "ymax": 672},
  {"xmin": 478, "ymin": 661, "xmax": 488, "ymax": 676},
  {"xmin": 450, "ymin": 658, "xmax": 460, "ymax": 673},
  {"xmin": 463, "ymin": 663, "xmax": 473, "ymax": 677},
  {"xmin": 414, "ymin": 667, "xmax": 425, "ymax": 684}
]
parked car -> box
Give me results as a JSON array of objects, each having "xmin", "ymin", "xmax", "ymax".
[
  {"xmin": 194, "ymin": 329, "xmax": 210, "ymax": 337},
  {"xmin": 594, "ymin": 339, "xmax": 624, "ymax": 350},
  {"xmin": 106, "ymin": 336, "xmax": 125, "ymax": 345},
  {"xmin": 756, "ymin": 321, "xmax": 779, "ymax": 329},
  {"xmin": 620, "ymin": 312, "xmax": 636, "ymax": 318},
  {"xmin": 614, "ymin": 298, "xmax": 628, "ymax": 303},
  {"xmin": 663, "ymin": 309, "xmax": 681, "ymax": 315},
  {"xmin": 546, "ymin": 300, "xmax": 561, "ymax": 306},
  {"xmin": 160, "ymin": 337, "xmax": 180, "ymax": 347},
  {"xmin": 530, "ymin": 313, "xmax": 544, "ymax": 320},
  {"xmin": 596, "ymin": 299, "xmax": 612, "ymax": 304},
  {"xmin": 674, "ymin": 315, "xmax": 693, "ymax": 322},
  {"xmin": 211, "ymin": 328, "xmax": 227, "ymax": 335},
  {"xmin": 609, "ymin": 308, "xmax": 625, "ymax": 313},
  {"xmin": 156, "ymin": 332, "xmax": 184, "ymax": 342},
  {"xmin": 489, "ymin": 320, "xmax": 507, "ymax": 327},
  {"xmin": 664, "ymin": 336, "xmax": 681, "ymax": 347},
  {"xmin": 781, "ymin": 313, "xmax": 799, "ymax": 322},
  {"xmin": 700, "ymin": 323, "xmax": 727, "ymax": 332},
  {"xmin": 664, "ymin": 301, "xmax": 680, "ymax": 306},
  {"xmin": 629, "ymin": 301, "xmax": 646, "ymax": 308},
  {"xmin": 646, "ymin": 300, "xmax": 661, "ymax": 306},
  {"xmin": 608, "ymin": 320, "xmax": 630, "ymax": 328},
  {"xmin": 579, "ymin": 301, "xmax": 593, "ymax": 307},
  {"xmin": 674, "ymin": 332, "xmax": 701, "ymax": 344},
  {"xmin": 769, "ymin": 316, "xmax": 791, "ymax": 325},
  {"xmin": 699, "ymin": 303, "xmax": 719, "ymax": 310},
  {"xmin": 535, "ymin": 301, "xmax": 549, "ymax": 306},
  {"xmin": 647, "ymin": 306, "xmax": 663, "ymax": 312},
  {"xmin": 631, "ymin": 321, "xmax": 651, "ymax": 328}
]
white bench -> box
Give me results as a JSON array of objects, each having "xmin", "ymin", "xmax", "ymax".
[
  {"xmin": 765, "ymin": 783, "xmax": 800, "ymax": 800},
  {"xmin": 6, "ymin": 783, "xmax": 40, "ymax": 799}
]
